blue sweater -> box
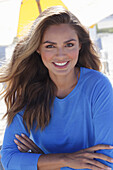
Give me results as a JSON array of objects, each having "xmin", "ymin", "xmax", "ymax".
[{"xmin": 1, "ymin": 67, "xmax": 113, "ymax": 170}]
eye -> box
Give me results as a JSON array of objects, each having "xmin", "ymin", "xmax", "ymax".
[
  {"xmin": 45, "ymin": 45, "xmax": 55, "ymax": 48},
  {"xmin": 65, "ymin": 43, "xmax": 74, "ymax": 47}
]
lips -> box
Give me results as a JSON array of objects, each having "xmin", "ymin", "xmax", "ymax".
[
  {"xmin": 52, "ymin": 61, "xmax": 69, "ymax": 68},
  {"xmin": 54, "ymin": 61, "xmax": 68, "ymax": 66}
]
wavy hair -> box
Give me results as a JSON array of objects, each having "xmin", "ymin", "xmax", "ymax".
[{"xmin": 0, "ymin": 6, "xmax": 101, "ymax": 131}]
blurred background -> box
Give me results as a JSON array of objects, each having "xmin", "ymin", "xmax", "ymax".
[{"xmin": 0, "ymin": 0, "xmax": 113, "ymax": 157}]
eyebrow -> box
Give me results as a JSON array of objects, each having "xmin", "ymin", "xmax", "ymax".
[
  {"xmin": 43, "ymin": 39, "xmax": 77, "ymax": 44},
  {"xmin": 64, "ymin": 39, "xmax": 77, "ymax": 43}
]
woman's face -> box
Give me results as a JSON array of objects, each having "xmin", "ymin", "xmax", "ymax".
[{"xmin": 38, "ymin": 24, "xmax": 81, "ymax": 78}]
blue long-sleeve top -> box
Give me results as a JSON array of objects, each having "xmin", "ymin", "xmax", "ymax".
[{"xmin": 1, "ymin": 67, "xmax": 113, "ymax": 170}]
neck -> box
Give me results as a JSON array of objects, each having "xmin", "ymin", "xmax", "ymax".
[{"xmin": 50, "ymin": 67, "xmax": 80, "ymax": 99}]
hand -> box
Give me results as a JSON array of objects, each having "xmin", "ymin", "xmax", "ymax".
[
  {"xmin": 14, "ymin": 133, "xmax": 44, "ymax": 154},
  {"xmin": 64, "ymin": 144, "xmax": 113, "ymax": 170}
]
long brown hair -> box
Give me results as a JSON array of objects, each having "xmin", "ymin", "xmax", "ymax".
[{"xmin": 0, "ymin": 6, "xmax": 101, "ymax": 132}]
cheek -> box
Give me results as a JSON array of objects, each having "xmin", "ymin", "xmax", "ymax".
[
  {"xmin": 41, "ymin": 52, "xmax": 50, "ymax": 63},
  {"xmin": 41, "ymin": 51, "xmax": 54, "ymax": 62},
  {"xmin": 69, "ymin": 48, "xmax": 80, "ymax": 60},
  {"xmin": 41, "ymin": 52, "xmax": 53, "ymax": 69}
]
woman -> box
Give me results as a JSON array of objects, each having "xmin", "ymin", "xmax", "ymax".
[{"xmin": 1, "ymin": 6, "xmax": 113, "ymax": 170}]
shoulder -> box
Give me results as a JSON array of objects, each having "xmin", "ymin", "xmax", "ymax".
[
  {"xmin": 81, "ymin": 67, "xmax": 112, "ymax": 87},
  {"xmin": 13, "ymin": 108, "xmax": 25, "ymax": 121},
  {"xmin": 18, "ymin": 109, "xmax": 25, "ymax": 116},
  {"xmin": 7, "ymin": 108, "xmax": 28, "ymax": 132},
  {"xmin": 80, "ymin": 67, "xmax": 113, "ymax": 98},
  {"xmin": 81, "ymin": 67, "xmax": 106, "ymax": 79}
]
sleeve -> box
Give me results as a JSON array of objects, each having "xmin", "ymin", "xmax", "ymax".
[
  {"xmin": 92, "ymin": 76, "xmax": 113, "ymax": 169},
  {"xmin": 1, "ymin": 110, "xmax": 42, "ymax": 170}
]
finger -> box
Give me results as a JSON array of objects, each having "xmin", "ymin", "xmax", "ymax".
[
  {"xmin": 17, "ymin": 146, "xmax": 27, "ymax": 153},
  {"xmin": 87, "ymin": 158, "xmax": 112, "ymax": 170},
  {"xmin": 88, "ymin": 152, "xmax": 113, "ymax": 163},
  {"xmin": 79, "ymin": 158, "xmax": 105, "ymax": 170},
  {"xmin": 15, "ymin": 135, "xmax": 37, "ymax": 153},
  {"xmin": 21, "ymin": 134, "xmax": 38, "ymax": 150},
  {"xmin": 21, "ymin": 134, "xmax": 44, "ymax": 153},
  {"xmin": 85, "ymin": 144, "xmax": 113, "ymax": 152},
  {"xmin": 15, "ymin": 134, "xmax": 44, "ymax": 154},
  {"xmin": 14, "ymin": 139, "xmax": 29, "ymax": 152},
  {"xmin": 85, "ymin": 163, "xmax": 111, "ymax": 170}
]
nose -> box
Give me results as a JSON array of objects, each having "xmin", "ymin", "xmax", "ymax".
[{"xmin": 56, "ymin": 47, "xmax": 65, "ymax": 58}]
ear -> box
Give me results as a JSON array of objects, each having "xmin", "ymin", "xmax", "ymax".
[{"xmin": 36, "ymin": 49, "xmax": 40, "ymax": 55}]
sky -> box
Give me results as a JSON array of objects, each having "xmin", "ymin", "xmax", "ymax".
[
  {"xmin": 0, "ymin": 0, "xmax": 21, "ymax": 45},
  {"xmin": 0, "ymin": 0, "xmax": 113, "ymax": 46}
]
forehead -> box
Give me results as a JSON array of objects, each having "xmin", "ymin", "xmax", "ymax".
[{"xmin": 42, "ymin": 24, "xmax": 78, "ymax": 41}]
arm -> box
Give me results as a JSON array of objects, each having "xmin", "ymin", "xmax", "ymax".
[
  {"xmin": 1, "ymin": 110, "xmax": 41, "ymax": 170},
  {"xmin": 37, "ymin": 145, "xmax": 113, "ymax": 170},
  {"xmin": 92, "ymin": 76, "xmax": 113, "ymax": 168},
  {"xmin": 14, "ymin": 135, "xmax": 113, "ymax": 169}
]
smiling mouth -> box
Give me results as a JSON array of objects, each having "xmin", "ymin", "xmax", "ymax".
[{"xmin": 53, "ymin": 61, "xmax": 69, "ymax": 66}]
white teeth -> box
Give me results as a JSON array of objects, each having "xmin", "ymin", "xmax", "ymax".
[{"xmin": 54, "ymin": 61, "xmax": 68, "ymax": 66}]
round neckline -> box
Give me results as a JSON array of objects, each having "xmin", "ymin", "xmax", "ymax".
[{"xmin": 55, "ymin": 67, "xmax": 83, "ymax": 102}]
